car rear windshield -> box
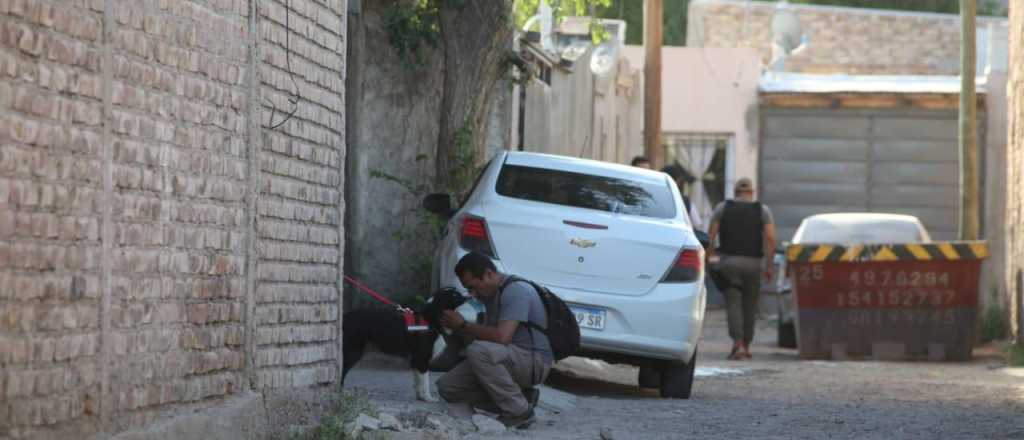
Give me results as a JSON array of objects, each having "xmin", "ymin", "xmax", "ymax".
[{"xmin": 495, "ymin": 164, "xmax": 676, "ymax": 219}]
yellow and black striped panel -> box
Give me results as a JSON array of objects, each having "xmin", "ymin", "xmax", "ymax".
[{"xmin": 786, "ymin": 241, "xmax": 989, "ymax": 263}]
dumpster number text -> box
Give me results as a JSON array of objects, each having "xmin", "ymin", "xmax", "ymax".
[
  {"xmin": 839, "ymin": 269, "xmax": 956, "ymax": 308},
  {"xmin": 847, "ymin": 270, "xmax": 950, "ymax": 288}
]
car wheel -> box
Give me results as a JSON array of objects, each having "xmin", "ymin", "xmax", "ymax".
[
  {"xmin": 659, "ymin": 348, "xmax": 696, "ymax": 399},
  {"xmin": 638, "ymin": 365, "xmax": 660, "ymax": 388},
  {"xmin": 778, "ymin": 320, "xmax": 797, "ymax": 349}
]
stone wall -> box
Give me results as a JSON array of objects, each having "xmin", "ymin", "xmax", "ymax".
[
  {"xmin": 688, "ymin": 0, "xmax": 1006, "ymax": 75},
  {"xmin": 1007, "ymin": 3, "xmax": 1023, "ymax": 343},
  {"xmin": 0, "ymin": 1, "xmax": 347, "ymax": 439}
]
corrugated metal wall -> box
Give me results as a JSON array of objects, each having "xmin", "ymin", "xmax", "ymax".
[{"xmin": 760, "ymin": 107, "xmax": 986, "ymax": 242}]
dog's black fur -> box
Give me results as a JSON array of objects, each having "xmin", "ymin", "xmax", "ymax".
[{"xmin": 341, "ymin": 287, "xmax": 468, "ymax": 385}]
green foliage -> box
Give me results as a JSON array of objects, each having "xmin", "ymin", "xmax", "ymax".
[
  {"xmin": 384, "ymin": 0, "xmax": 442, "ymax": 70},
  {"xmin": 514, "ymin": 0, "xmax": 611, "ymax": 29},
  {"xmin": 980, "ymin": 304, "xmax": 1009, "ymax": 343},
  {"xmin": 514, "ymin": 0, "xmax": 613, "ymax": 43},
  {"xmin": 288, "ymin": 390, "xmax": 379, "ymax": 440},
  {"xmin": 1008, "ymin": 343, "xmax": 1024, "ymax": 367}
]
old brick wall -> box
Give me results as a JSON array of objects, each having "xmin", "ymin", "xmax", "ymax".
[
  {"xmin": 1008, "ymin": 2, "xmax": 1023, "ymax": 343},
  {"xmin": 0, "ymin": 1, "xmax": 346, "ymax": 439},
  {"xmin": 254, "ymin": 0, "xmax": 346, "ymax": 390},
  {"xmin": 688, "ymin": 0, "xmax": 1006, "ymax": 75}
]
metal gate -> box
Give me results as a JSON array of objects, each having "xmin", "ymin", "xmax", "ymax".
[{"xmin": 759, "ymin": 107, "xmax": 986, "ymax": 242}]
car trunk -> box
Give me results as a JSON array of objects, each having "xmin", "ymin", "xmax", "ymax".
[{"xmin": 483, "ymin": 197, "xmax": 686, "ymax": 296}]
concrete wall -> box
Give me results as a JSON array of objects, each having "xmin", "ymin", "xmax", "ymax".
[
  {"xmin": 344, "ymin": 1, "xmax": 445, "ymax": 307},
  {"xmin": 1007, "ymin": 3, "xmax": 1023, "ymax": 343},
  {"xmin": 0, "ymin": 1, "xmax": 347, "ymax": 439},
  {"xmin": 345, "ymin": 0, "xmax": 516, "ymax": 303},
  {"xmin": 687, "ymin": 0, "xmax": 1007, "ymax": 75}
]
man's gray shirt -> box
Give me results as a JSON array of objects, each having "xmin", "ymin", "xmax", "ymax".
[{"xmin": 483, "ymin": 275, "xmax": 554, "ymax": 364}]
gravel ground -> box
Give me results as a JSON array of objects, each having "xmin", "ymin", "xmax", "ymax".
[{"xmin": 341, "ymin": 309, "xmax": 1024, "ymax": 440}]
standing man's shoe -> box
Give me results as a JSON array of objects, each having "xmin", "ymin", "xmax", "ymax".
[{"xmin": 727, "ymin": 341, "xmax": 744, "ymax": 360}]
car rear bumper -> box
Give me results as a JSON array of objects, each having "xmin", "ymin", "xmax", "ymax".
[{"xmin": 547, "ymin": 280, "xmax": 706, "ymax": 363}]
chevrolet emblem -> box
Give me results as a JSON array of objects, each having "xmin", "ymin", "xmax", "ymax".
[{"xmin": 570, "ymin": 238, "xmax": 596, "ymax": 248}]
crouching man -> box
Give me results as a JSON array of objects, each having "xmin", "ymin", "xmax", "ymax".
[{"xmin": 436, "ymin": 252, "xmax": 552, "ymax": 429}]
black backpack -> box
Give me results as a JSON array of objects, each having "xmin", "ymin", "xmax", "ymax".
[{"xmin": 502, "ymin": 276, "xmax": 581, "ymax": 361}]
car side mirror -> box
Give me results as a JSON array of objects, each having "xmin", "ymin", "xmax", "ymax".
[
  {"xmin": 694, "ymin": 230, "xmax": 710, "ymax": 249},
  {"xmin": 423, "ymin": 193, "xmax": 454, "ymax": 218}
]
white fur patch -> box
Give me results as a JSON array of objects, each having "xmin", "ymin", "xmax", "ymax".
[{"xmin": 413, "ymin": 370, "xmax": 437, "ymax": 402}]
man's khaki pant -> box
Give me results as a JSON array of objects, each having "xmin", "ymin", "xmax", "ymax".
[{"xmin": 436, "ymin": 341, "xmax": 550, "ymax": 416}]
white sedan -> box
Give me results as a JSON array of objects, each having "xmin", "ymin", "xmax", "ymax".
[
  {"xmin": 775, "ymin": 213, "xmax": 932, "ymax": 348},
  {"xmin": 424, "ymin": 151, "xmax": 706, "ymax": 398}
]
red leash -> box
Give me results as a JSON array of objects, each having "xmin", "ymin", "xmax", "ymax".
[
  {"xmin": 342, "ymin": 275, "xmax": 429, "ymax": 332},
  {"xmin": 343, "ymin": 275, "xmax": 400, "ymax": 307}
]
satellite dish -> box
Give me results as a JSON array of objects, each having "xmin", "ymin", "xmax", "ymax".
[{"xmin": 768, "ymin": 2, "xmax": 809, "ymax": 72}]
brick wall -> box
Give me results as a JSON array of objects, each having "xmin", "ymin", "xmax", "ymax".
[
  {"xmin": 255, "ymin": 0, "xmax": 345, "ymax": 390},
  {"xmin": 688, "ymin": 0, "xmax": 1006, "ymax": 75},
  {"xmin": 0, "ymin": 1, "xmax": 346, "ymax": 438},
  {"xmin": 1008, "ymin": 3, "xmax": 1023, "ymax": 343}
]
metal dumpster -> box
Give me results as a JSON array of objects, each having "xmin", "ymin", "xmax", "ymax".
[{"xmin": 785, "ymin": 242, "xmax": 989, "ymax": 361}]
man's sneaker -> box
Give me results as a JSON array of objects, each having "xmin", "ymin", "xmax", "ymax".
[
  {"xmin": 499, "ymin": 408, "xmax": 536, "ymax": 429},
  {"xmin": 523, "ymin": 387, "xmax": 540, "ymax": 411}
]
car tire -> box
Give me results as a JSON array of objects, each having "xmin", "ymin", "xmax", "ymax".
[
  {"xmin": 659, "ymin": 348, "xmax": 697, "ymax": 399},
  {"xmin": 778, "ymin": 320, "xmax": 797, "ymax": 349},
  {"xmin": 638, "ymin": 365, "xmax": 660, "ymax": 388}
]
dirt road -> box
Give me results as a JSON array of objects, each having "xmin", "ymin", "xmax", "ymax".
[{"xmin": 341, "ymin": 310, "xmax": 1024, "ymax": 439}]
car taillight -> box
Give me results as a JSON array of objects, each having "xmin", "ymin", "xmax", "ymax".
[
  {"xmin": 459, "ymin": 215, "xmax": 497, "ymax": 258},
  {"xmin": 663, "ymin": 248, "xmax": 702, "ymax": 283}
]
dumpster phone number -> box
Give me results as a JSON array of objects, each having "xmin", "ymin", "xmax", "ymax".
[{"xmin": 796, "ymin": 265, "xmax": 958, "ymax": 308}]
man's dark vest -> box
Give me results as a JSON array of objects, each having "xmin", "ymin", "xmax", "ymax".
[{"xmin": 719, "ymin": 200, "xmax": 764, "ymax": 257}]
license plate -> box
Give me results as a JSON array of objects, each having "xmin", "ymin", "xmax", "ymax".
[{"xmin": 570, "ymin": 305, "xmax": 607, "ymax": 331}]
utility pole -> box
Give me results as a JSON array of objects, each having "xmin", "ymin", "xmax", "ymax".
[
  {"xmin": 960, "ymin": 0, "xmax": 980, "ymax": 240},
  {"xmin": 644, "ymin": 0, "xmax": 663, "ymax": 169}
]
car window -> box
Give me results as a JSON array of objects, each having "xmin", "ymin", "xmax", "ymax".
[
  {"xmin": 795, "ymin": 219, "xmax": 928, "ymax": 244},
  {"xmin": 495, "ymin": 164, "xmax": 676, "ymax": 219}
]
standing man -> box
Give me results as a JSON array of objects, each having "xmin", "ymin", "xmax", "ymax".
[
  {"xmin": 706, "ymin": 177, "xmax": 775, "ymax": 360},
  {"xmin": 631, "ymin": 155, "xmax": 651, "ymax": 169},
  {"xmin": 437, "ymin": 252, "xmax": 552, "ymax": 429}
]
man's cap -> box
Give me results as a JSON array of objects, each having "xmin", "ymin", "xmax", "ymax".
[{"xmin": 735, "ymin": 177, "xmax": 754, "ymax": 192}]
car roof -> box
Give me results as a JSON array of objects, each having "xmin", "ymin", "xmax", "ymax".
[
  {"xmin": 794, "ymin": 212, "xmax": 930, "ymax": 244},
  {"xmin": 502, "ymin": 151, "xmax": 669, "ymax": 185}
]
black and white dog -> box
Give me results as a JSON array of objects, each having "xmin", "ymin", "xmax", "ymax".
[{"xmin": 341, "ymin": 287, "xmax": 468, "ymax": 401}]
